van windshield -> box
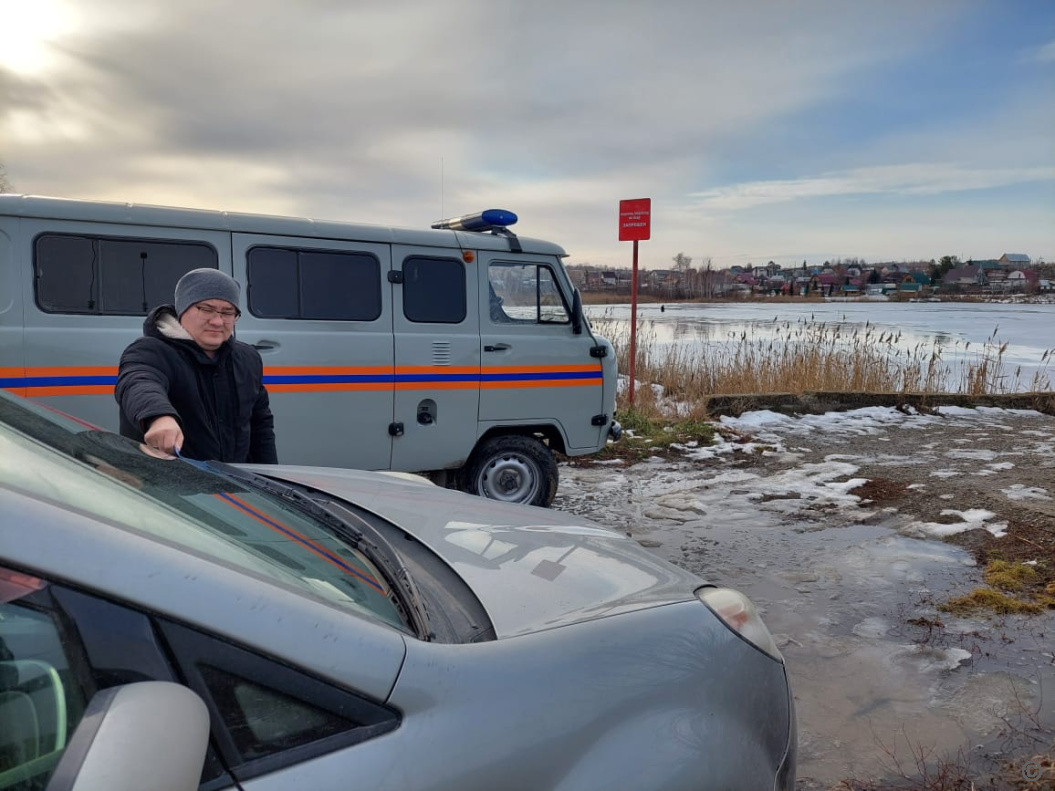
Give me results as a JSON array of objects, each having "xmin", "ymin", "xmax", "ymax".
[{"xmin": 0, "ymin": 392, "xmax": 410, "ymax": 632}]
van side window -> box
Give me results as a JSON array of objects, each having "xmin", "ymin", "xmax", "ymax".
[
  {"xmin": 34, "ymin": 234, "xmax": 217, "ymax": 315},
  {"xmin": 402, "ymin": 257, "xmax": 466, "ymax": 324},
  {"xmin": 488, "ymin": 262, "xmax": 570, "ymax": 324},
  {"xmin": 247, "ymin": 247, "xmax": 382, "ymax": 321}
]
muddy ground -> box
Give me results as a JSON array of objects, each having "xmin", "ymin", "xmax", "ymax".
[{"xmin": 554, "ymin": 407, "xmax": 1055, "ymax": 789}]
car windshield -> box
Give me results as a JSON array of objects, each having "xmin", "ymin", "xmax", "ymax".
[{"xmin": 0, "ymin": 392, "xmax": 409, "ymax": 632}]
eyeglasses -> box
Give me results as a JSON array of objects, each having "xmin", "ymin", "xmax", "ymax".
[{"xmin": 194, "ymin": 304, "xmax": 241, "ymax": 322}]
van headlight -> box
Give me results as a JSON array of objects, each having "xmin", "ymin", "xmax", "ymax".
[{"xmin": 696, "ymin": 586, "xmax": 783, "ymax": 662}]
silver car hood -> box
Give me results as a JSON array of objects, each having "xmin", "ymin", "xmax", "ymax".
[{"xmin": 243, "ymin": 465, "xmax": 705, "ymax": 638}]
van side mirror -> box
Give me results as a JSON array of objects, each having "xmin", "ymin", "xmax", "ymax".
[
  {"xmin": 571, "ymin": 290, "xmax": 583, "ymax": 335},
  {"xmin": 46, "ymin": 682, "xmax": 209, "ymax": 791}
]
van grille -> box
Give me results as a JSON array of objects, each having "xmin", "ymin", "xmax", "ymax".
[{"xmin": 432, "ymin": 342, "xmax": 451, "ymax": 365}]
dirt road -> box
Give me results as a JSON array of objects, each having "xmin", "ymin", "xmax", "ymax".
[{"xmin": 554, "ymin": 406, "xmax": 1055, "ymax": 788}]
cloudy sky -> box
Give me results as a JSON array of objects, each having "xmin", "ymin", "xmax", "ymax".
[{"xmin": 2, "ymin": 0, "xmax": 1053, "ymax": 270}]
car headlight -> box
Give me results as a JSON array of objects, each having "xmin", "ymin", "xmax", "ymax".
[{"xmin": 696, "ymin": 586, "xmax": 783, "ymax": 662}]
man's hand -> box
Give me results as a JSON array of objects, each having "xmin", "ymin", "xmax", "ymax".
[{"xmin": 144, "ymin": 415, "xmax": 184, "ymax": 455}]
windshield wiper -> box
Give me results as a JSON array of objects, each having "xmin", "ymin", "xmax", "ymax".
[{"xmin": 188, "ymin": 459, "xmax": 433, "ymax": 640}]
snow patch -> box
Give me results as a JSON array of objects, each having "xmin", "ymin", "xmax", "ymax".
[
  {"xmin": 906, "ymin": 509, "xmax": 1002, "ymax": 538},
  {"xmin": 1001, "ymin": 484, "xmax": 1052, "ymax": 501}
]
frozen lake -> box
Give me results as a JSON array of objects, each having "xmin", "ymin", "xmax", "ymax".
[{"xmin": 586, "ymin": 301, "xmax": 1055, "ymax": 392}]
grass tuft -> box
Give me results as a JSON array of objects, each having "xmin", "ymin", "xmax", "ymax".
[
  {"xmin": 939, "ymin": 587, "xmax": 1046, "ymax": 616},
  {"xmin": 983, "ymin": 559, "xmax": 1038, "ymax": 591}
]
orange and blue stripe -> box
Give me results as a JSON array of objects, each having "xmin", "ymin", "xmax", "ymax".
[
  {"xmin": 0, "ymin": 367, "xmax": 119, "ymax": 397},
  {"xmin": 1, "ymin": 364, "xmax": 603, "ymax": 396}
]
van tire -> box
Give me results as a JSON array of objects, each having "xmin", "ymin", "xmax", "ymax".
[{"xmin": 461, "ymin": 436, "xmax": 558, "ymax": 508}]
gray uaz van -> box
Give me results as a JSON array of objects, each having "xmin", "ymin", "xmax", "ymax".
[{"xmin": 0, "ymin": 195, "xmax": 621, "ymax": 506}]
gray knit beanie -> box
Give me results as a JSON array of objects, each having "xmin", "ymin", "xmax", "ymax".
[{"xmin": 174, "ymin": 268, "xmax": 241, "ymax": 318}]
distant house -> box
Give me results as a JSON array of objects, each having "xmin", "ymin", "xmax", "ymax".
[
  {"xmin": 942, "ymin": 265, "xmax": 985, "ymax": 288},
  {"xmin": 999, "ymin": 253, "xmax": 1031, "ymax": 267},
  {"xmin": 1005, "ymin": 270, "xmax": 1031, "ymax": 289},
  {"xmin": 647, "ymin": 270, "xmax": 678, "ymax": 291},
  {"xmin": 988, "ymin": 269, "xmax": 1036, "ymax": 293},
  {"xmin": 601, "ymin": 271, "xmax": 618, "ymax": 288},
  {"xmin": 817, "ymin": 273, "xmax": 840, "ymax": 295},
  {"xmin": 896, "ymin": 271, "xmax": 931, "ymax": 293}
]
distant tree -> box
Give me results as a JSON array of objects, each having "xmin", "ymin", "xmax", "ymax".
[
  {"xmin": 687, "ymin": 256, "xmax": 714, "ymax": 298},
  {"xmin": 934, "ymin": 255, "xmax": 960, "ymax": 280},
  {"xmin": 672, "ymin": 252, "xmax": 692, "ymax": 272}
]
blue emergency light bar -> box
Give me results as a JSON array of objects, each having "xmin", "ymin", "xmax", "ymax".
[{"xmin": 431, "ymin": 209, "xmax": 518, "ymax": 232}]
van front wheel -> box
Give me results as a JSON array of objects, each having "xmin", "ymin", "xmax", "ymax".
[{"xmin": 461, "ymin": 436, "xmax": 558, "ymax": 507}]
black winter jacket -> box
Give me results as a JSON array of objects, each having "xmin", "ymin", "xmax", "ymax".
[{"xmin": 115, "ymin": 305, "xmax": 278, "ymax": 463}]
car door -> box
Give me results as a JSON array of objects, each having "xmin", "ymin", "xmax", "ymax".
[
  {"xmin": 0, "ymin": 565, "xmax": 399, "ymax": 791},
  {"xmin": 479, "ymin": 253, "xmax": 605, "ymax": 452},
  {"xmin": 233, "ymin": 234, "xmax": 394, "ymax": 471},
  {"xmin": 389, "ymin": 246, "xmax": 480, "ymax": 472}
]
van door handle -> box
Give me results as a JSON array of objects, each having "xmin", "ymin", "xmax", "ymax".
[
  {"xmin": 252, "ymin": 341, "xmax": 279, "ymax": 352},
  {"xmin": 484, "ymin": 344, "xmax": 511, "ymax": 352}
]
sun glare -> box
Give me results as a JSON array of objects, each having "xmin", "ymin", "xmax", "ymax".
[{"xmin": 0, "ymin": 0, "xmax": 76, "ymax": 75}]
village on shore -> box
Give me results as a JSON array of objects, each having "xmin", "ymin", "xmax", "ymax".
[{"xmin": 569, "ymin": 252, "xmax": 1054, "ymax": 301}]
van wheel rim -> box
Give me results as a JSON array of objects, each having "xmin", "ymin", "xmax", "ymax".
[{"xmin": 477, "ymin": 455, "xmax": 539, "ymax": 503}]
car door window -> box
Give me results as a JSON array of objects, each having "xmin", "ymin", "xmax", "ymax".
[
  {"xmin": 0, "ymin": 567, "xmax": 88, "ymax": 791},
  {"xmin": 47, "ymin": 588, "xmax": 233, "ymax": 788},
  {"xmin": 488, "ymin": 262, "xmax": 570, "ymax": 324}
]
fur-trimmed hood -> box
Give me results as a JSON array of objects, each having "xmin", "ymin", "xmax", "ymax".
[{"xmin": 143, "ymin": 304, "xmax": 196, "ymax": 342}]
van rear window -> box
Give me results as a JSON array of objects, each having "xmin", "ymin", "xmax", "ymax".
[
  {"xmin": 247, "ymin": 246, "xmax": 382, "ymax": 321},
  {"xmin": 34, "ymin": 234, "xmax": 218, "ymax": 315}
]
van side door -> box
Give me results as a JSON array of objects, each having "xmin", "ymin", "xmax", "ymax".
[
  {"xmin": 389, "ymin": 247, "xmax": 480, "ymax": 472},
  {"xmin": 479, "ymin": 254, "xmax": 605, "ymax": 453},
  {"xmin": 232, "ymin": 234, "xmax": 394, "ymax": 471}
]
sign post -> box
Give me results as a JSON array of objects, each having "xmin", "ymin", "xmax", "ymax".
[{"xmin": 618, "ymin": 198, "xmax": 651, "ymax": 405}]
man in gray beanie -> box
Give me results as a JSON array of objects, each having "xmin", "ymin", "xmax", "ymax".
[{"xmin": 115, "ymin": 267, "xmax": 277, "ymax": 463}]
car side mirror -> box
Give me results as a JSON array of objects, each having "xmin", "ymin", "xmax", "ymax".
[
  {"xmin": 46, "ymin": 682, "xmax": 210, "ymax": 791},
  {"xmin": 571, "ymin": 290, "xmax": 583, "ymax": 335}
]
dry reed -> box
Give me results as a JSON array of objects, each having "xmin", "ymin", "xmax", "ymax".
[{"xmin": 590, "ymin": 316, "xmax": 1054, "ymax": 412}]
